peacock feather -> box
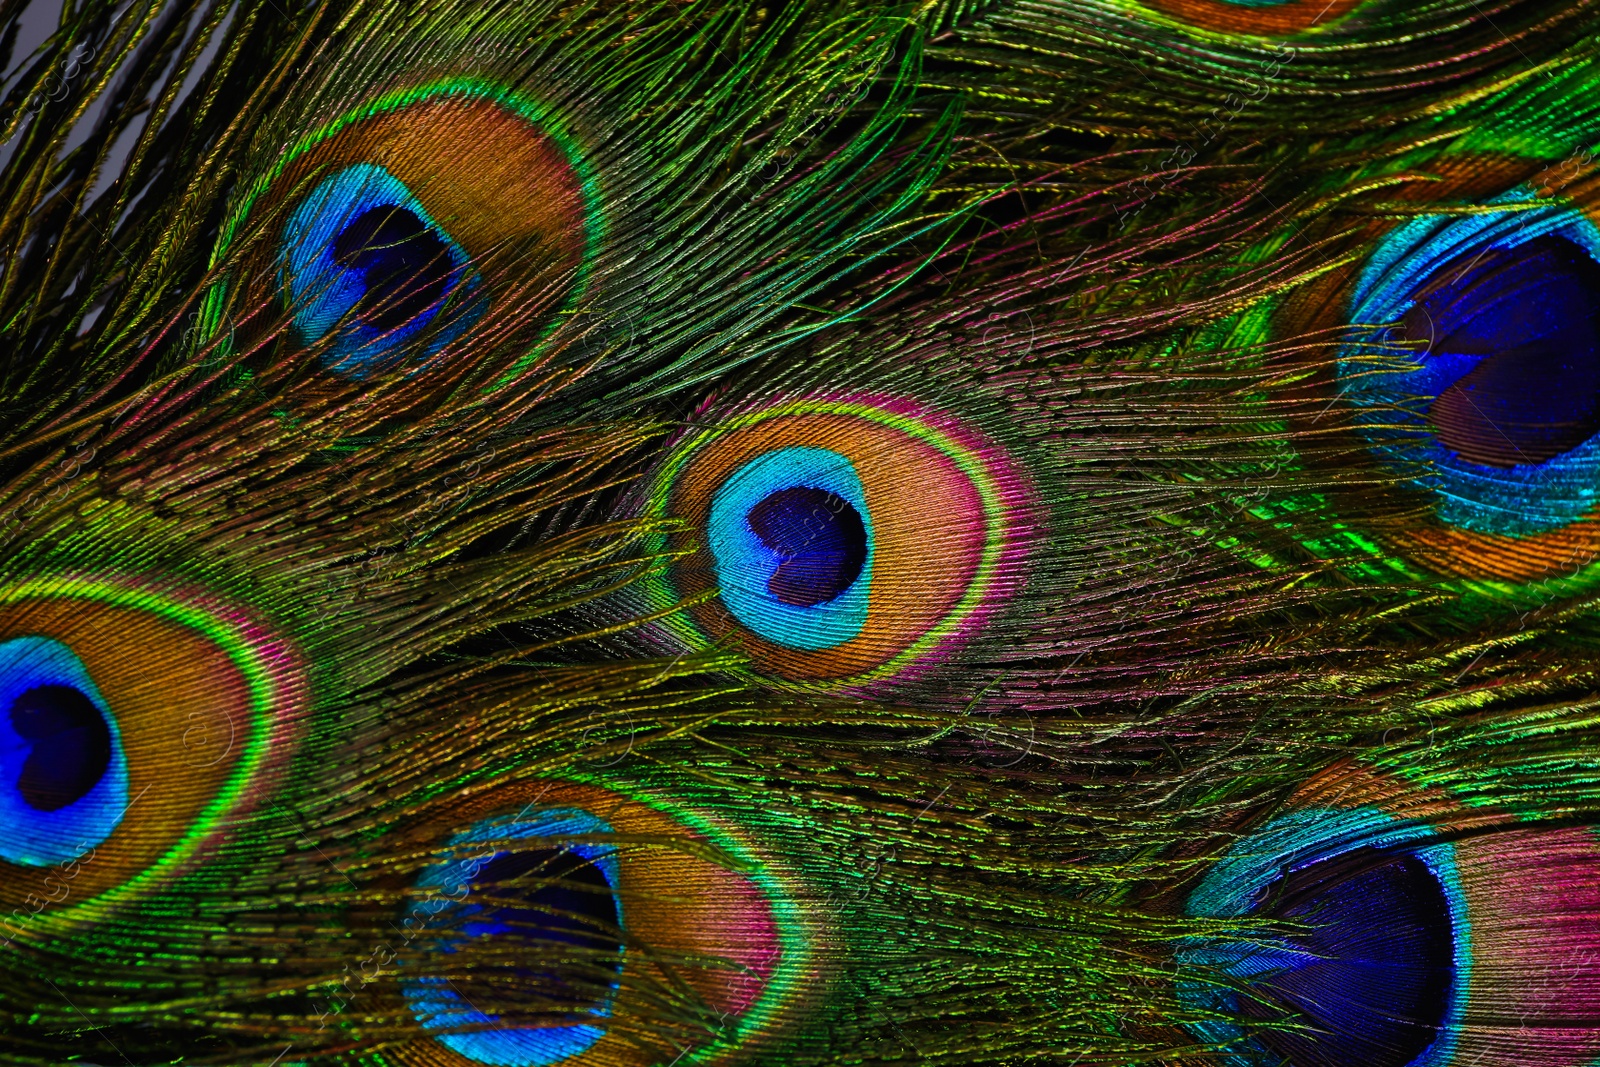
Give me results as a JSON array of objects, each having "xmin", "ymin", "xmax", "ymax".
[{"xmin": 1, "ymin": 0, "xmax": 1599, "ymax": 1064}]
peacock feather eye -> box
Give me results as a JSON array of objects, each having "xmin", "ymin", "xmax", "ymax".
[
  {"xmin": 279, "ymin": 163, "xmax": 484, "ymax": 376},
  {"xmin": 401, "ymin": 808, "xmax": 625, "ymax": 1067},
  {"xmin": 706, "ymin": 447, "xmax": 875, "ymax": 650},
  {"xmin": 1338, "ymin": 186, "xmax": 1600, "ymax": 582},
  {"xmin": 215, "ymin": 80, "xmax": 600, "ymax": 378},
  {"xmin": 19, "ymin": 0, "xmax": 1600, "ymax": 1058},
  {"xmin": 1399, "ymin": 234, "xmax": 1600, "ymax": 469},
  {"xmin": 641, "ymin": 394, "xmax": 1031, "ymax": 690},
  {"xmin": 1179, "ymin": 807, "xmax": 1464, "ymax": 1067},
  {"xmin": 0, "ymin": 577, "xmax": 303, "ymax": 919},
  {"xmin": 1177, "ymin": 764, "xmax": 1600, "ymax": 1067},
  {"xmin": 383, "ymin": 780, "xmax": 809, "ymax": 1067},
  {"xmin": 0, "ymin": 638, "xmax": 128, "ymax": 867}
]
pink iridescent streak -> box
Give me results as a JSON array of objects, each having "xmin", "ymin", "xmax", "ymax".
[
  {"xmin": 120, "ymin": 573, "xmax": 309, "ymax": 802},
  {"xmin": 839, "ymin": 391, "xmax": 1038, "ymax": 688},
  {"xmin": 1453, "ymin": 826, "xmax": 1600, "ymax": 1065},
  {"xmin": 717, "ymin": 883, "xmax": 782, "ymax": 1016}
]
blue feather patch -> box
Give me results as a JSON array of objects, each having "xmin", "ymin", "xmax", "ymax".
[
  {"xmin": 401, "ymin": 809, "xmax": 623, "ymax": 1067},
  {"xmin": 706, "ymin": 446, "xmax": 875, "ymax": 651},
  {"xmin": 0, "ymin": 637, "xmax": 129, "ymax": 867},
  {"xmin": 1341, "ymin": 188, "xmax": 1600, "ymax": 537},
  {"xmin": 280, "ymin": 164, "xmax": 484, "ymax": 377}
]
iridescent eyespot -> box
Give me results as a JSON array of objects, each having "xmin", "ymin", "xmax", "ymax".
[
  {"xmin": 211, "ymin": 80, "xmax": 600, "ymax": 379},
  {"xmin": 1398, "ymin": 234, "xmax": 1600, "ymax": 468},
  {"xmin": 1338, "ymin": 186, "xmax": 1600, "ymax": 582},
  {"xmin": 279, "ymin": 163, "xmax": 485, "ymax": 376},
  {"xmin": 641, "ymin": 394, "xmax": 1030, "ymax": 690},
  {"xmin": 1176, "ymin": 764, "xmax": 1600, "ymax": 1067},
  {"xmin": 708, "ymin": 447, "xmax": 874, "ymax": 650},
  {"xmin": 401, "ymin": 808, "xmax": 624, "ymax": 1066},
  {"xmin": 0, "ymin": 637, "xmax": 128, "ymax": 867},
  {"xmin": 0, "ymin": 577, "xmax": 303, "ymax": 919},
  {"xmin": 383, "ymin": 780, "xmax": 812, "ymax": 1067}
]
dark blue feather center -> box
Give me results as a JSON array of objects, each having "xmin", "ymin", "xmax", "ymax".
[
  {"xmin": 461, "ymin": 848, "xmax": 624, "ymax": 1019},
  {"xmin": 1248, "ymin": 847, "xmax": 1453, "ymax": 1067},
  {"xmin": 332, "ymin": 206, "xmax": 455, "ymax": 335},
  {"xmin": 10, "ymin": 684, "xmax": 112, "ymax": 813},
  {"xmin": 746, "ymin": 486, "xmax": 869, "ymax": 608},
  {"xmin": 1401, "ymin": 234, "xmax": 1600, "ymax": 468}
]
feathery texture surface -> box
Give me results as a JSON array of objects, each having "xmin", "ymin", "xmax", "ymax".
[{"xmin": 1, "ymin": 0, "xmax": 1599, "ymax": 1064}]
